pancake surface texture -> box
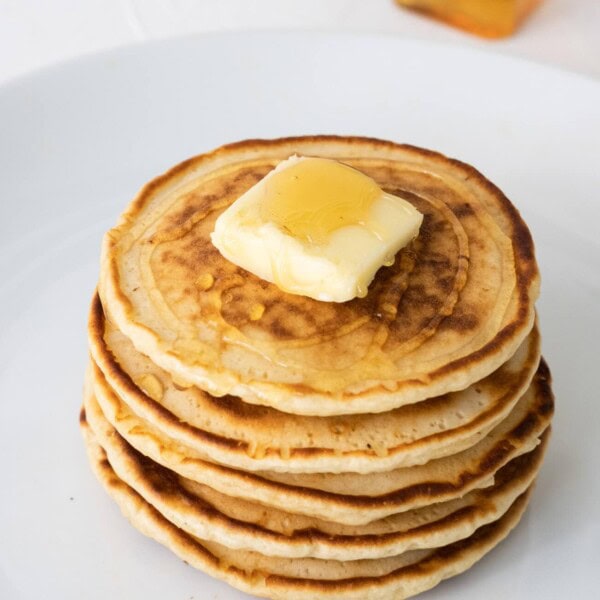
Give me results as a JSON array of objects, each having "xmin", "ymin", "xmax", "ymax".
[
  {"xmin": 89, "ymin": 292, "xmax": 542, "ymax": 473},
  {"xmin": 87, "ymin": 359, "xmax": 553, "ymax": 525},
  {"xmin": 83, "ymin": 136, "xmax": 553, "ymax": 599},
  {"xmin": 99, "ymin": 136, "xmax": 540, "ymax": 415},
  {"xmin": 82, "ymin": 384, "xmax": 549, "ymax": 560},
  {"xmin": 81, "ymin": 410, "xmax": 536, "ymax": 600}
]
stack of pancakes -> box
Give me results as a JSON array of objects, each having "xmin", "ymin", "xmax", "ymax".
[{"xmin": 81, "ymin": 136, "xmax": 554, "ymax": 599}]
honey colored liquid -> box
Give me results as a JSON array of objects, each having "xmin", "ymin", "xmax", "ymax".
[
  {"xmin": 396, "ymin": 0, "xmax": 543, "ymax": 38},
  {"xmin": 261, "ymin": 158, "xmax": 380, "ymax": 245}
]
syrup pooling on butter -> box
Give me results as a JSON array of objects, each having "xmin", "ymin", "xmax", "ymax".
[
  {"xmin": 211, "ymin": 155, "xmax": 423, "ymax": 302},
  {"xmin": 260, "ymin": 158, "xmax": 381, "ymax": 245}
]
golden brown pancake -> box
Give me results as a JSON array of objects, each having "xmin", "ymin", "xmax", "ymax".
[
  {"xmin": 99, "ymin": 136, "xmax": 539, "ymax": 416},
  {"xmin": 89, "ymin": 292, "xmax": 542, "ymax": 473},
  {"xmin": 82, "ymin": 388, "xmax": 549, "ymax": 561},
  {"xmin": 83, "ymin": 136, "xmax": 553, "ymax": 598},
  {"xmin": 86, "ymin": 358, "xmax": 553, "ymax": 526},
  {"xmin": 81, "ymin": 408, "xmax": 535, "ymax": 599}
]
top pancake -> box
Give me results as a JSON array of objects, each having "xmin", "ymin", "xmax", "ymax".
[{"xmin": 99, "ymin": 136, "xmax": 539, "ymax": 415}]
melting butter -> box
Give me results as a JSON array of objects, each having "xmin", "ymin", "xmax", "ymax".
[{"xmin": 211, "ymin": 155, "xmax": 423, "ymax": 302}]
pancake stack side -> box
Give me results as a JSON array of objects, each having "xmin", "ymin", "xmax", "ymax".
[{"xmin": 82, "ymin": 136, "xmax": 554, "ymax": 599}]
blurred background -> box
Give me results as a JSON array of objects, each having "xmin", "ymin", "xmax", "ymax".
[{"xmin": 1, "ymin": 0, "xmax": 599, "ymax": 84}]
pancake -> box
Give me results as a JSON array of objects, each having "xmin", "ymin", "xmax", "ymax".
[
  {"xmin": 86, "ymin": 359, "xmax": 553, "ymax": 526},
  {"xmin": 83, "ymin": 384, "xmax": 549, "ymax": 560},
  {"xmin": 99, "ymin": 136, "xmax": 539, "ymax": 416},
  {"xmin": 81, "ymin": 410, "xmax": 534, "ymax": 599},
  {"xmin": 89, "ymin": 292, "xmax": 541, "ymax": 473}
]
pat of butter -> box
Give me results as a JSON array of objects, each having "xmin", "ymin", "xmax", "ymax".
[{"xmin": 211, "ymin": 156, "xmax": 423, "ymax": 302}]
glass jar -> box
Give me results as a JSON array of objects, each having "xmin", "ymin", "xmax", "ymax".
[{"xmin": 395, "ymin": 0, "xmax": 544, "ymax": 38}]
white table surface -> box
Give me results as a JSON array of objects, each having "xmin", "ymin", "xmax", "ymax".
[{"xmin": 1, "ymin": 0, "xmax": 600, "ymax": 85}]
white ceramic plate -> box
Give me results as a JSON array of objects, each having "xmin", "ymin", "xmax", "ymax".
[{"xmin": 1, "ymin": 32, "xmax": 598, "ymax": 599}]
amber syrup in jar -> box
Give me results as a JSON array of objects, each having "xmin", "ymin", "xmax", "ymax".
[{"xmin": 396, "ymin": 0, "xmax": 544, "ymax": 38}]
